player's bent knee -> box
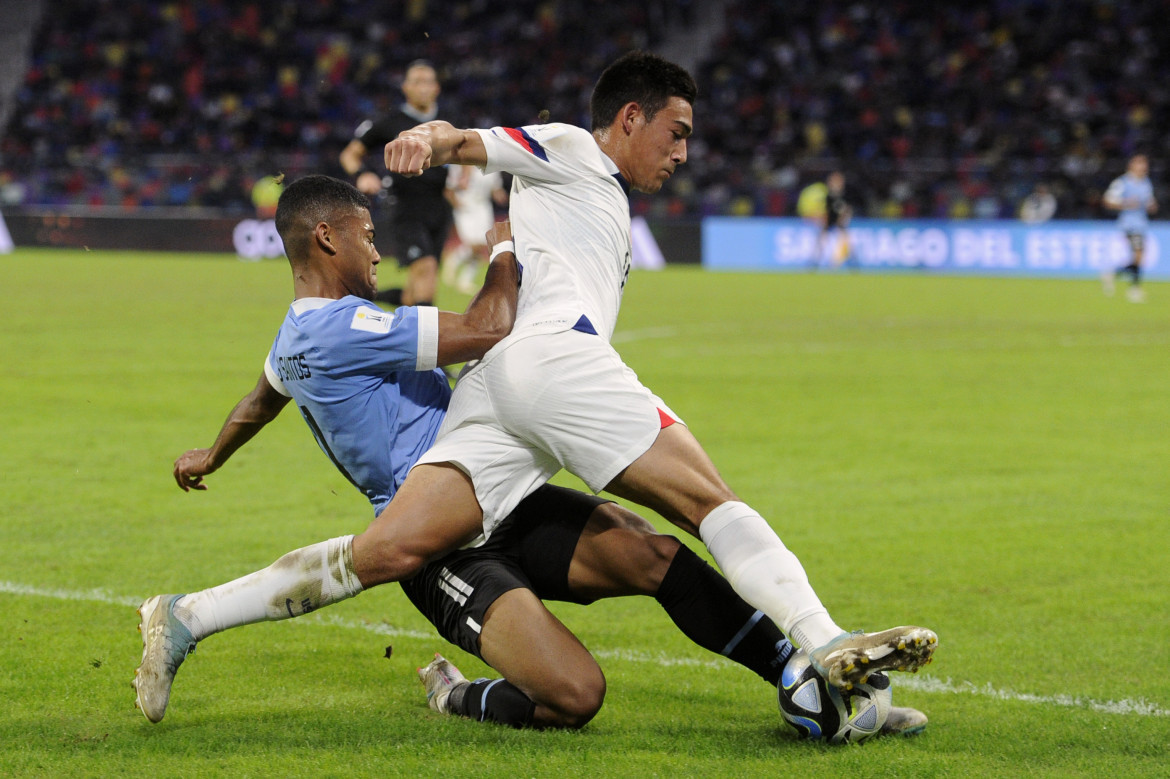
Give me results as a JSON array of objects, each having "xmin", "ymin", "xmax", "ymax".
[{"xmin": 544, "ymin": 672, "xmax": 606, "ymax": 729}]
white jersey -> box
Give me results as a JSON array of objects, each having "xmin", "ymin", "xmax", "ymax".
[
  {"xmin": 446, "ymin": 166, "xmax": 502, "ymax": 244},
  {"xmin": 474, "ymin": 123, "xmax": 632, "ymax": 343}
]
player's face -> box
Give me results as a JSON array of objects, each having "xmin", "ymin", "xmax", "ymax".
[
  {"xmin": 402, "ymin": 66, "xmax": 439, "ymax": 110},
  {"xmin": 335, "ymin": 208, "xmax": 380, "ymax": 299},
  {"xmin": 1130, "ymin": 156, "xmax": 1148, "ymax": 177},
  {"xmin": 626, "ymin": 97, "xmax": 692, "ymax": 194}
]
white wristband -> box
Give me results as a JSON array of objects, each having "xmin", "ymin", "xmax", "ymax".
[{"xmin": 489, "ymin": 240, "xmax": 515, "ymax": 262}]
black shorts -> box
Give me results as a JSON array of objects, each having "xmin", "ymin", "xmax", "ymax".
[
  {"xmin": 399, "ymin": 485, "xmax": 610, "ymax": 659},
  {"xmin": 391, "ymin": 218, "xmax": 450, "ymax": 268}
]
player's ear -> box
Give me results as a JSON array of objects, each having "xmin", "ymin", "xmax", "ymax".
[
  {"xmin": 620, "ymin": 102, "xmax": 643, "ymax": 135},
  {"xmin": 314, "ymin": 221, "xmax": 336, "ymax": 255}
]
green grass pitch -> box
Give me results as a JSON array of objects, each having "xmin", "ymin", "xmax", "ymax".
[{"xmin": 2, "ymin": 248, "xmax": 1167, "ymax": 777}]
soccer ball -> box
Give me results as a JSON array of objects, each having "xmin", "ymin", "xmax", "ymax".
[{"xmin": 777, "ymin": 648, "xmax": 892, "ymax": 744}]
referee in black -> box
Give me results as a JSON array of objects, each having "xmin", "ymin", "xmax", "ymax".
[{"xmin": 340, "ymin": 60, "xmax": 452, "ymax": 307}]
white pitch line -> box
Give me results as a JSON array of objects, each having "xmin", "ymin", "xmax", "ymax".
[
  {"xmin": 5, "ymin": 580, "xmax": 1168, "ymax": 718},
  {"xmin": 0, "ymin": 580, "xmax": 143, "ymax": 608},
  {"xmin": 893, "ymin": 675, "xmax": 1170, "ymax": 718}
]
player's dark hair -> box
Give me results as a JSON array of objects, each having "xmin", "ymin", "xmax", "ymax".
[
  {"xmin": 275, "ymin": 175, "xmax": 369, "ymax": 260},
  {"xmin": 589, "ymin": 51, "xmax": 697, "ymax": 131}
]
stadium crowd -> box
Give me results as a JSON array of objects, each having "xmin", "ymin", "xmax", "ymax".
[{"xmin": 1, "ymin": 0, "xmax": 1165, "ymax": 220}]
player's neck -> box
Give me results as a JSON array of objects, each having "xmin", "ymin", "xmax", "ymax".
[
  {"xmin": 593, "ymin": 128, "xmax": 634, "ymax": 188},
  {"xmin": 291, "ymin": 266, "xmax": 348, "ymax": 301},
  {"xmin": 402, "ymin": 101, "xmax": 437, "ymax": 122}
]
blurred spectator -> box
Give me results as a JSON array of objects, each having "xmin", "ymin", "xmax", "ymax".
[{"xmin": 250, "ymin": 174, "xmax": 283, "ymax": 219}]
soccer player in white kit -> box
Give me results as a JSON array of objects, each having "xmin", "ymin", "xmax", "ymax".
[
  {"xmin": 133, "ymin": 54, "xmax": 934, "ymax": 719},
  {"xmin": 380, "ymin": 51, "xmax": 936, "ymax": 688}
]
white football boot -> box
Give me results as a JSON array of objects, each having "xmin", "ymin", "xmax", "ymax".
[
  {"xmin": 134, "ymin": 594, "xmax": 197, "ymax": 723},
  {"xmin": 809, "ymin": 626, "xmax": 937, "ymax": 690},
  {"xmin": 417, "ymin": 653, "xmax": 469, "ymax": 714}
]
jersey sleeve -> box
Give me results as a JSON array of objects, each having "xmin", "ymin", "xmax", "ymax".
[
  {"xmin": 328, "ymin": 303, "xmax": 440, "ymax": 376},
  {"xmin": 475, "ymin": 123, "xmax": 590, "ymax": 185},
  {"xmin": 264, "ymin": 353, "xmax": 292, "ymax": 397}
]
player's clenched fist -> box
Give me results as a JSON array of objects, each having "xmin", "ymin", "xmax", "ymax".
[{"xmin": 384, "ymin": 133, "xmax": 432, "ymax": 176}]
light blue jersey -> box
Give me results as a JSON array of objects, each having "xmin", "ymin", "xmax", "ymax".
[
  {"xmin": 263, "ymin": 296, "xmax": 448, "ymax": 515},
  {"xmin": 1105, "ymin": 173, "xmax": 1155, "ymax": 232}
]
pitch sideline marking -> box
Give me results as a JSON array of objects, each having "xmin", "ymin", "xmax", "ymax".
[{"xmin": 5, "ymin": 580, "xmax": 1168, "ymax": 719}]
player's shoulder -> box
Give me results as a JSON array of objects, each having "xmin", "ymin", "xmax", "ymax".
[
  {"xmin": 534, "ymin": 122, "xmax": 595, "ymax": 150},
  {"xmin": 487, "ymin": 122, "xmax": 589, "ymax": 151},
  {"xmin": 288, "ymin": 296, "xmax": 399, "ymax": 332},
  {"xmin": 333, "ymin": 296, "xmax": 416, "ymax": 330},
  {"xmin": 526, "ymin": 121, "xmax": 587, "ymax": 139}
]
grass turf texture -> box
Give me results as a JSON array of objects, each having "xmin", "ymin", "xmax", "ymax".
[{"xmin": 2, "ymin": 247, "xmax": 1167, "ymax": 777}]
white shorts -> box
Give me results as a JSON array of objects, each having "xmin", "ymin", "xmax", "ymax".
[{"xmin": 413, "ymin": 327, "xmax": 683, "ymax": 537}]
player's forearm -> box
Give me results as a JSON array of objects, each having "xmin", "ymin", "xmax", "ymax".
[
  {"xmin": 466, "ymin": 248, "xmax": 520, "ymax": 331},
  {"xmin": 205, "ymin": 382, "xmax": 290, "ymax": 469},
  {"xmin": 434, "ymin": 249, "xmax": 519, "ymax": 365},
  {"xmin": 397, "ymin": 121, "xmax": 487, "ymax": 167}
]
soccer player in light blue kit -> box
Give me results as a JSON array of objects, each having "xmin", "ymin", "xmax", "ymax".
[
  {"xmin": 1102, "ymin": 154, "xmax": 1158, "ymax": 302},
  {"xmin": 145, "ymin": 174, "xmax": 928, "ymax": 734},
  {"xmin": 137, "ymin": 54, "xmax": 937, "ymax": 727}
]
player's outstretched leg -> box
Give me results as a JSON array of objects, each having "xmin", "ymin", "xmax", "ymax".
[
  {"xmin": 809, "ymin": 626, "xmax": 937, "ymax": 690},
  {"xmin": 418, "ymin": 653, "xmax": 470, "ymax": 714},
  {"xmin": 133, "ymin": 594, "xmax": 197, "ymax": 723}
]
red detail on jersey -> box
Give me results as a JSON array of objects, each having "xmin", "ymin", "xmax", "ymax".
[
  {"xmin": 501, "ymin": 127, "xmax": 548, "ymax": 160},
  {"xmin": 502, "ymin": 127, "xmax": 529, "ymax": 151},
  {"xmin": 658, "ymin": 408, "xmax": 676, "ymax": 429}
]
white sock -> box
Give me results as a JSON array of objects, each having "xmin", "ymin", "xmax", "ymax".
[
  {"xmin": 699, "ymin": 502, "xmax": 842, "ymax": 650},
  {"xmin": 174, "ymin": 535, "xmax": 363, "ymax": 641}
]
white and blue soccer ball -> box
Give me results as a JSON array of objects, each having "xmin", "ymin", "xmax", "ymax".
[{"xmin": 777, "ymin": 648, "xmax": 892, "ymax": 744}]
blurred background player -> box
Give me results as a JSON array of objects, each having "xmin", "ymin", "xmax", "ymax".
[
  {"xmin": 340, "ymin": 60, "xmax": 452, "ymax": 307},
  {"xmin": 823, "ymin": 171, "xmax": 854, "ymax": 268},
  {"xmin": 797, "ymin": 172, "xmax": 853, "ymax": 268},
  {"xmin": 1019, "ymin": 182, "xmax": 1057, "ymax": 224},
  {"xmin": 1101, "ymin": 154, "xmax": 1157, "ymax": 302},
  {"xmin": 795, "ymin": 177, "xmax": 827, "ymax": 268},
  {"xmin": 442, "ymin": 165, "xmax": 508, "ymax": 294}
]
